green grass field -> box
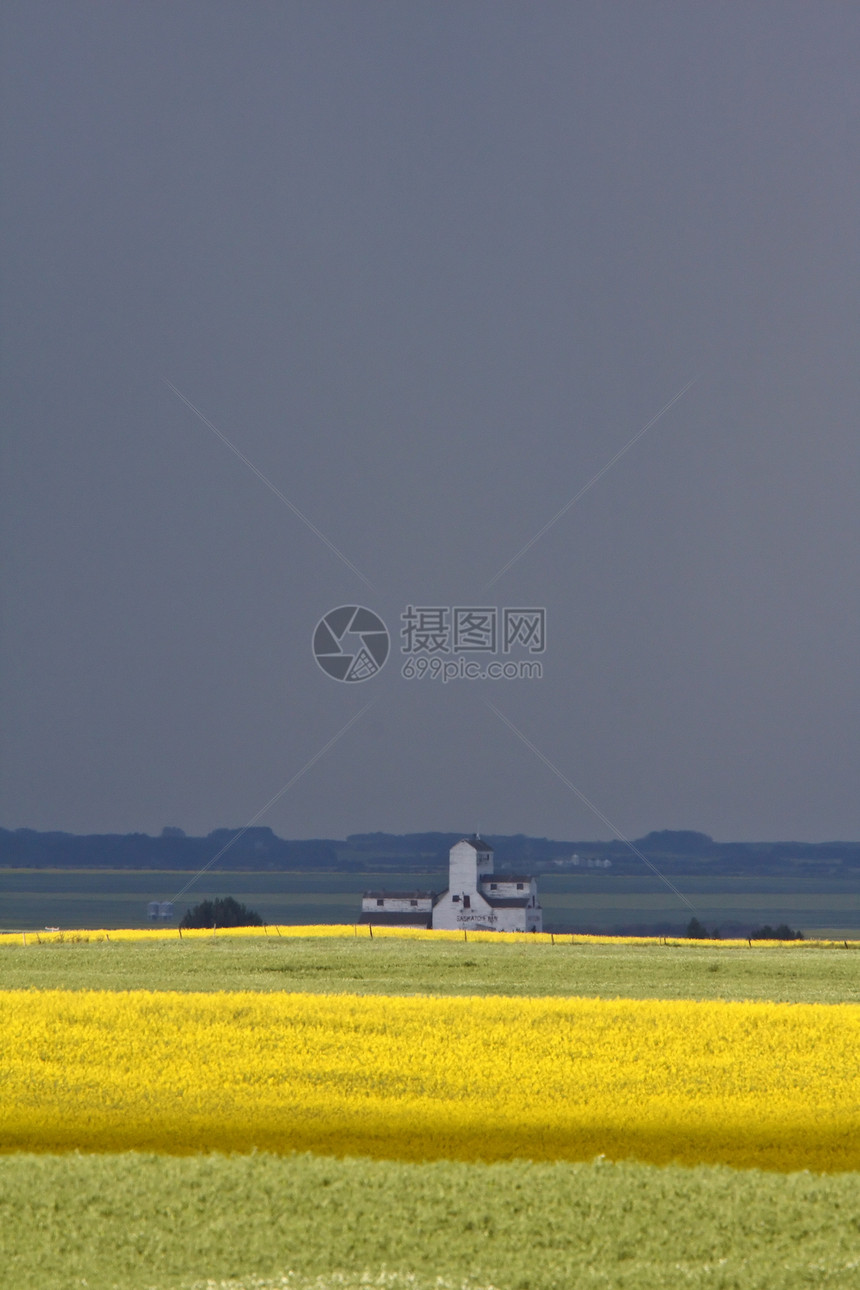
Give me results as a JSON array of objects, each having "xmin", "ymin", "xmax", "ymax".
[
  {"xmin": 1, "ymin": 934, "xmax": 858, "ymax": 1289},
  {"xmin": 1, "ymin": 933, "xmax": 858, "ymax": 1003},
  {"xmin": 2, "ymin": 1151, "xmax": 859, "ymax": 1290}
]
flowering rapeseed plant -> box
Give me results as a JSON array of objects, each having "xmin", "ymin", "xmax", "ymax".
[
  {"xmin": 2, "ymin": 924, "xmax": 855, "ymax": 948},
  {"xmin": 1, "ymin": 989, "xmax": 857, "ymax": 1171}
]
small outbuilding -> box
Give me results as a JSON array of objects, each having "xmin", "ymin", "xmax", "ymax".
[
  {"xmin": 147, "ymin": 901, "xmax": 174, "ymax": 920},
  {"xmin": 358, "ymin": 892, "xmax": 434, "ymax": 928}
]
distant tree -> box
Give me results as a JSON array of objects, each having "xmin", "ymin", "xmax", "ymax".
[
  {"xmin": 685, "ymin": 917, "xmax": 710, "ymax": 939},
  {"xmin": 180, "ymin": 896, "xmax": 263, "ymax": 930},
  {"xmin": 749, "ymin": 923, "xmax": 804, "ymax": 941}
]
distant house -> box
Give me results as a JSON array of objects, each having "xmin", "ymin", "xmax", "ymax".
[{"xmin": 358, "ymin": 835, "xmax": 542, "ymax": 933}]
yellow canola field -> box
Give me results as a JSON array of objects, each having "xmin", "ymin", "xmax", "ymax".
[
  {"xmin": 3, "ymin": 990, "xmax": 859, "ymax": 1171},
  {"xmin": 2, "ymin": 923, "xmax": 856, "ymax": 948}
]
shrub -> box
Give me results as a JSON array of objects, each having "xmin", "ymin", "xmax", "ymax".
[
  {"xmin": 686, "ymin": 918, "xmax": 719, "ymax": 940},
  {"xmin": 180, "ymin": 896, "xmax": 263, "ymax": 930}
]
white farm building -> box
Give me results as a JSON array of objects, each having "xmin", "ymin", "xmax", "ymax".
[
  {"xmin": 359, "ymin": 835, "xmax": 542, "ymax": 933},
  {"xmin": 358, "ymin": 891, "xmax": 435, "ymax": 928}
]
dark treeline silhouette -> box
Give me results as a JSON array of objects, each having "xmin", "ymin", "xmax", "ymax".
[
  {"xmin": 0, "ymin": 827, "xmax": 340, "ymax": 870},
  {"xmin": 749, "ymin": 923, "xmax": 804, "ymax": 941},
  {"xmin": 684, "ymin": 917, "xmax": 805, "ymax": 941},
  {"xmin": 1, "ymin": 826, "xmax": 858, "ymax": 874}
]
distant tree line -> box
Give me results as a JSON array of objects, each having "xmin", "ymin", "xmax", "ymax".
[
  {"xmin": 2, "ymin": 826, "xmax": 858, "ymax": 875},
  {"xmin": 748, "ymin": 923, "xmax": 804, "ymax": 941},
  {"xmin": 0, "ymin": 827, "xmax": 341, "ymax": 870},
  {"xmin": 685, "ymin": 917, "xmax": 804, "ymax": 941}
]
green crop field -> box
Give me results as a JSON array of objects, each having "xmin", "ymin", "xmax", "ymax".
[
  {"xmin": 2, "ymin": 1151, "xmax": 858, "ymax": 1290},
  {"xmin": 1, "ymin": 934, "xmax": 858, "ymax": 1289},
  {"xmin": 1, "ymin": 933, "xmax": 859, "ymax": 1003}
]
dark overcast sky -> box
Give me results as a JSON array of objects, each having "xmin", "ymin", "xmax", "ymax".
[{"xmin": 2, "ymin": 1, "xmax": 858, "ymax": 842}]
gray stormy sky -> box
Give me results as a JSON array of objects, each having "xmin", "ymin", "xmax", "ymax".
[{"xmin": 2, "ymin": 1, "xmax": 858, "ymax": 844}]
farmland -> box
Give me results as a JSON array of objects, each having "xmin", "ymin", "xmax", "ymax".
[
  {"xmin": 0, "ymin": 931, "xmax": 858, "ymax": 1003},
  {"xmin": 2, "ymin": 1151, "xmax": 859, "ymax": 1290},
  {"xmin": 3, "ymin": 865, "xmax": 860, "ymax": 936},
  {"xmin": 3, "ymin": 987, "xmax": 858, "ymax": 1170},
  {"xmin": 1, "ymin": 933, "xmax": 858, "ymax": 1289}
]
